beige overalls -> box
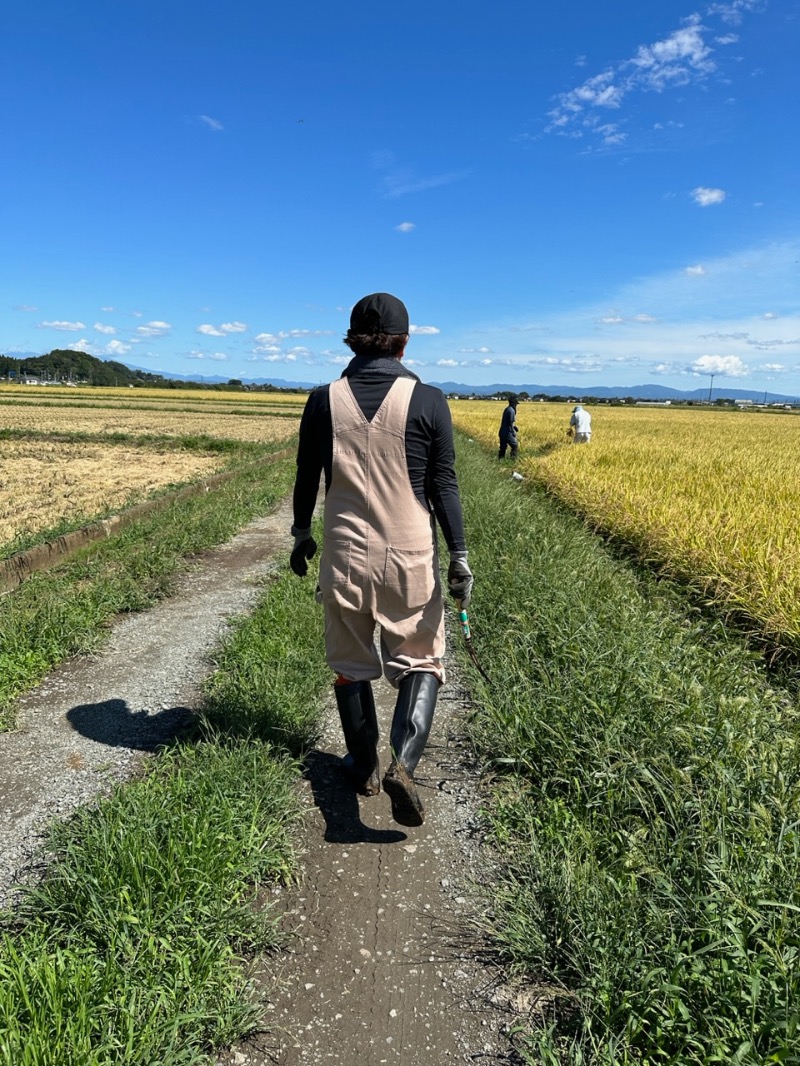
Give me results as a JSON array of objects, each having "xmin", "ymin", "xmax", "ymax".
[{"xmin": 319, "ymin": 375, "xmax": 446, "ymax": 687}]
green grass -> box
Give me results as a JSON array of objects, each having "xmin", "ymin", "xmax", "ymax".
[
  {"xmin": 0, "ymin": 453, "xmax": 296, "ymax": 729},
  {"xmin": 453, "ymin": 436, "xmax": 800, "ymax": 1065},
  {"xmin": 201, "ymin": 539, "xmax": 328, "ymax": 755},
  {"xmin": 0, "ymin": 490, "xmax": 330, "ymax": 1064},
  {"xmin": 0, "ymin": 742, "xmax": 301, "ymax": 1065}
]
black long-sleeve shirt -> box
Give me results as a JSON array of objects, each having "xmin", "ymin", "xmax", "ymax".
[{"xmin": 292, "ymin": 360, "xmax": 466, "ymax": 552}]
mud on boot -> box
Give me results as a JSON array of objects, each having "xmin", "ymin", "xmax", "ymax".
[
  {"xmin": 382, "ymin": 759, "xmax": 424, "ymax": 827},
  {"xmin": 382, "ymin": 671, "xmax": 439, "ymax": 825},
  {"xmin": 341, "ymin": 752, "xmax": 381, "ymax": 796}
]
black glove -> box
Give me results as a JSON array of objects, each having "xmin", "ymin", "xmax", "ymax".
[
  {"xmin": 447, "ymin": 551, "xmax": 474, "ymax": 607},
  {"xmin": 290, "ymin": 527, "xmax": 317, "ymax": 577}
]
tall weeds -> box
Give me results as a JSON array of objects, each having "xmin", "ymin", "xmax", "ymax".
[{"xmin": 455, "ymin": 437, "xmax": 800, "ymax": 1064}]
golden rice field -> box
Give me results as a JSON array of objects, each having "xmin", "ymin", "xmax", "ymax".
[
  {"xmin": 0, "ymin": 385, "xmax": 303, "ymax": 443},
  {"xmin": 451, "ymin": 400, "xmax": 800, "ymax": 646},
  {"xmin": 0, "ymin": 438, "xmax": 223, "ymax": 548}
]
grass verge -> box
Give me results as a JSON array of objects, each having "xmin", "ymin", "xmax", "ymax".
[
  {"xmin": 0, "ymin": 452, "xmax": 295, "ymax": 730},
  {"xmin": 453, "ymin": 436, "xmax": 800, "ymax": 1065},
  {"xmin": 0, "ymin": 502, "xmax": 330, "ymax": 1064}
]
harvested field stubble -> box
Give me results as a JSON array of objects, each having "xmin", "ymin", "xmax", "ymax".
[
  {"xmin": 451, "ymin": 401, "xmax": 800, "ymax": 649},
  {"xmin": 0, "ymin": 385, "xmax": 308, "ymax": 406},
  {"xmin": 1, "ymin": 438, "xmax": 224, "ymax": 549},
  {"xmin": 0, "ymin": 403, "xmax": 299, "ymax": 443}
]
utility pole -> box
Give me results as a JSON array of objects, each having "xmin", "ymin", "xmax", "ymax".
[{"xmin": 707, "ymin": 373, "xmax": 715, "ymax": 403}]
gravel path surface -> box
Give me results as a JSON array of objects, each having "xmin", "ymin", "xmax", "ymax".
[{"xmin": 0, "ymin": 496, "xmax": 526, "ymax": 1064}]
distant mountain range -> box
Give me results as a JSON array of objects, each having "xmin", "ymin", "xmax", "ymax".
[
  {"xmin": 428, "ymin": 381, "xmax": 800, "ymax": 403},
  {"xmin": 3, "ymin": 351, "xmax": 797, "ymax": 403},
  {"xmin": 158, "ymin": 371, "xmax": 799, "ymax": 404}
]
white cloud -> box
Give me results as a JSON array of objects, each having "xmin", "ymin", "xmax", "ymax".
[
  {"xmin": 691, "ymin": 354, "xmax": 749, "ymax": 376},
  {"xmin": 100, "ymin": 306, "xmax": 115, "ymax": 312},
  {"xmin": 66, "ymin": 338, "xmax": 92, "ymax": 353},
  {"xmin": 136, "ymin": 321, "xmax": 171, "ymax": 337},
  {"xmin": 631, "ymin": 19, "xmax": 714, "ymax": 89},
  {"xmin": 94, "ymin": 322, "xmax": 116, "ymax": 335},
  {"xmin": 760, "ymin": 363, "xmax": 786, "ymax": 372},
  {"xmin": 39, "ymin": 320, "xmax": 86, "ymax": 331},
  {"xmin": 763, "ymin": 312, "xmax": 776, "ymax": 319},
  {"xmin": 599, "ymin": 316, "xmax": 624, "ymax": 324},
  {"xmin": 707, "ymin": 1, "xmax": 760, "ymax": 26},
  {"xmin": 220, "ymin": 321, "xmax": 247, "ymax": 333},
  {"xmin": 197, "ymin": 324, "xmax": 225, "ymax": 337},
  {"xmin": 186, "ymin": 350, "xmax": 229, "ymax": 361},
  {"xmin": 457, "ymin": 347, "xmax": 493, "ymax": 354},
  {"xmin": 253, "ymin": 344, "xmax": 282, "ymax": 355},
  {"xmin": 373, "ymin": 151, "xmax": 468, "ymax": 198},
  {"xmin": 437, "ymin": 240, "xmax": 800, "ymax": 389},
  {"xmin": 715, "ymin": 33, "xmax": 739, "ymax": 44},
  {"xmin": 685, "ymin": 264, "xmax": 706, "ymax": 275},
  {"xmin": 633, "ymin": 314, "xmax": 657, "ymax": 323},
  {"xmin": 545, "ymin": 6, "xmax": 760, "ymax": 147},
  {"xmin": 395, "ymin": 222, "xmax": 416, "ymax": 233},
  {"xmin": 692, "ymin": 186, "xmax": 726, "ymax": 206},
  {"xmin": 437, "ymin": 359, "xmax": 459, "ymax": 367},
  {"xmin": 105, "ymin": 340, "xmax": 131, "ymax": 356},
  {"xmin": 254, "ymin": 329, "xmax": 332, "ymax": 343},
  {"xmin": 410, "ymin": 324, "xmax": 440, "ymax": 335},
  {"xmin": 199, "ymin": 114, "xmax": 223, "ymax": 131},
  {"xmin": 15, "ymin": 304, "xmax": 38, "ymax": 312}
]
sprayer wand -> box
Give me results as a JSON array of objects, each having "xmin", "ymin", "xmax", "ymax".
[{"xmin": 456, "ymin": 599, "xmax": 492, "ymax": 684}]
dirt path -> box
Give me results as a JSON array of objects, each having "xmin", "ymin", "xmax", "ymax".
[
  {"xmin": 0, "ymin": 498, "xmax": 520, "ymax": 1064},
  {"xmin": 220, "ymin": 675, "xmax": 515, "ymax": 1066}
]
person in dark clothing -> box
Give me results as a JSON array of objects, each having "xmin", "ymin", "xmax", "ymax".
[
  {"xmin": 498, "ymin": 394, "xmax": 519, "ymax": 459},
  {"xmin": 290, "ymin": 293, "xmax": 473, "ymax": 826}
]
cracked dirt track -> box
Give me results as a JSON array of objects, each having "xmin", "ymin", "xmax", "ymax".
[{"xmin": 0, "ymin": 497, "xmax": 521, "ymax": 1065}]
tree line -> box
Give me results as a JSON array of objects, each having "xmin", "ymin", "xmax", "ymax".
[{"xmin": 0, "ymin": 351, "xmax": 285, "ymax": 391}]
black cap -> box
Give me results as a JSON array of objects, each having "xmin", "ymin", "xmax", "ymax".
[{"xmin": 350, "ymin": 292, "xmax": 409, "ymax": 335}]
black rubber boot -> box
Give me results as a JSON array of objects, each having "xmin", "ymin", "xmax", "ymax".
[
  {"xmin": 334, "ymin": 680, "xmax": 380, "ymax": 796},
  {"xmin": 382, "ymin": 672, "xmax": 439, "ymax": 827}
]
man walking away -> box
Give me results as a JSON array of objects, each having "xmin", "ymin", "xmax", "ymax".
[
  {"xmin": 290, "ymin": 293, "xmax": 473, "ymax": 827},
  {"xmin": 498, "ymin": 394, "xmax": 519, "ymax": 459},
  {"xmin": 569, "ymin": 403, "xmax": 592, "ymax": 443}
]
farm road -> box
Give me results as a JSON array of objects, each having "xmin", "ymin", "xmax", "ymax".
[{"xmin": 0, "ymin": 496, "xmax": 517, "ymax": 1064}]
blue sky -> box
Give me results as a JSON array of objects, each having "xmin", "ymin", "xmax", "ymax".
[{"xmin": 2, "ymin": 0, "xmax": 798, "ymax": 393}]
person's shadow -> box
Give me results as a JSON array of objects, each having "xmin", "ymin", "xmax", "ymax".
[
  {"xmin": 66, "ymin": 699, "xmax": 193, "ymax": 752},
  {"xmin": 303, "ymin": 749, "xmax": 407, "ymax": 845}
]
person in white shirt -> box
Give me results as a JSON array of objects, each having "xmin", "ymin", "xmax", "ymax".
[{"xmin": 569, "ymin": 404, "xmax": 592, "ymax": 443}]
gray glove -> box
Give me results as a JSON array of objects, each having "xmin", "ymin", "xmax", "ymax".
[
  {"xmin": 290, "ymin": 526, "xmax": 317, "ymax": 577},
  {"xmin": 447, "ymin": 550, "xmax": 474, "ymax": 607}
]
